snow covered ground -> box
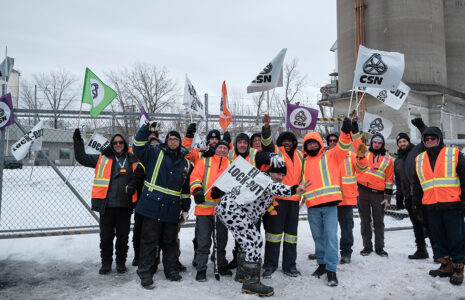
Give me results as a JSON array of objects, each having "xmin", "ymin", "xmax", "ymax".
[{"xmin": 0, "ymin": 219, "xmax": 462, "ymax": 300}]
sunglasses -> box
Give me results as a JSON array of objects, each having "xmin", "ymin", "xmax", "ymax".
[
  {"xmin": 328, "ymin": 139, "xmax": 338, "ymax": 143},
  {"xmin": 424, "ymin": 137, "xmax": 437, "ymax": 142},
  {"xmin": 112, "ymin": 141, "xmax": 124, "ymax": 145}
]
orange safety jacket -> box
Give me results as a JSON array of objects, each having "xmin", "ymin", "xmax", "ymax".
[
  {"xmin": 271, "ymin": 145, "xmax": 304, "ymax": 202},
  {"xmin": 182, "ymin": 136, "xmax": 203, "ymax": 165},
  {"xmin": 190, "ymin": 154, "xmax": 230, "ymax": 215},
  {"xmin": 339, "ymin": 132, "xmax": 368, "ymax": 206},
  {"xmin": 415, "ymin": 147, "xmax": 462, "ymax": 205},
  {"xmin": 302, "ymin": 131, "xmax": 351, "ymax": 208},
  {"xmin": 91, "ymin": 155, "xmax": 138, "ymax": 202},
  {"xmin": 227, "ymin": 148, "xmax": 257, "ymax": 167},
  {"xmin": 356, "ymin": 151, "xmax": 394, "ymax": 192}
]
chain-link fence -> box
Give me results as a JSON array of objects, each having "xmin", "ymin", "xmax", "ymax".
[{"xmin": 0, "ymin": 109, "xmax": 410, "ymax": 239}]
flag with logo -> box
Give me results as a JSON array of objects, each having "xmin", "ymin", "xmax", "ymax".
[
  {"xmin": 85, "ymin": 132, "xmax": 110, "ymax": 155},
  {"xmin": 357, "ymin": 81, "xmax": 410, "ymax": 110},
  {"xmin": 183, "ymin": 75, "xmax": 205, "ymax": 120},
  {"xmin": 219, "ymin": 81, "xmax": 232, "ymax": 131},
  {"xmin": 0, "ymin": 56, "xmax": 14, "ymax": 81},
  {"xmin": 212, "ymin": 156, "xmax": 272, "ymax": 205},
  {"xmin": 353, "ymin": 45, "xmax": 404, "ymax": 90},
  {"xmin": 0, "ymin": 93, "xmax": 14, "ymax": 129},
  {"xmin": 286, "ymin": 103, "xmax": 319, "ymax": 130},
  {"xmin": 11, "ymin": 120, "xmax": 44, "ymax": 160},
  {"xmin": 81, "ymin": 68, "xmax": 117, "ymax": 118},
  {"xmin": 139, "ymin": 106, "xmax": 150, "ymax": 128},
  {"xmin": 363, "ymin": 111, "xmax": 393, "ymax": 138},
  {"xmin": 247, "ymin": 48, "xmax": 286, "ymax": 94}
]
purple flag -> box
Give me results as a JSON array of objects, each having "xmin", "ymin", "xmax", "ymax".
[
  {"xmin": 138, "ymin": 106, "xmax": 150, "ymax": 128},
  {"xmin": 286, "ymin": 103, "xmax": 318, "ymax": 130},
  {"xmin": 0, "ymin": 93, "xmax": 14, "ymax": 130}
]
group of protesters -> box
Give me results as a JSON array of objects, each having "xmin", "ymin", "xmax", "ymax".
[{"xmin": 72, "ymin": 113, "xmax": 465, "ymax": 296}]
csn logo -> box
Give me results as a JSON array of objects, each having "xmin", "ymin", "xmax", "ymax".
[
  {"xmin": 360, "ymin": 53, "xmax": 387, "ymax": 85},
  {"xmin": 252, "ymin": 63, "xmax": 273, "ymax": 84}
]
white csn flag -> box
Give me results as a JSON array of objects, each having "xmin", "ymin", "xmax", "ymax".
[
  {"xmin": 353, "ymin": 45, "xmax": 405, "ymax": 90},
  {"xmin": 212, "ymin": 156, "xmax": 272, "ymax": 205},
  {"xmin": 357, "ymin": 81, "xmax": 410, "ymax": 110},
  {"xmin": 247, "ymin": 48, "xmax": 286, "ymax": 94},
  {"xmin": 363, "ymin": 111, "xmax": 393, "ymax": 138},
  {"xmin": 183, "ymin": 75, "xmax": 205, "ymax": 120},
  {"xmin": 11, "ymin": 120, "xmax": 44, "ymax": 160},
  {"xmin": 85, "ymin": 132, "xmax": 110, "ymax": 155}
]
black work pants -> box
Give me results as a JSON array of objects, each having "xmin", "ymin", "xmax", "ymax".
[
  {"xmin": 132, "ymin": 212, "xmax": 144, "ymax": 260},
  {"xmin": 99, "ymin": 207, "xmax": 131, "ymax": 264},
  {"xmin": 358, "ymin": 188, "xmax": 385, "ymax": 250}
]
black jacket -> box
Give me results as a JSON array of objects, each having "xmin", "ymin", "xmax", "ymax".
[{"xmin": 394, "ymin": 143, "xmax": 414, "ymax": 202}]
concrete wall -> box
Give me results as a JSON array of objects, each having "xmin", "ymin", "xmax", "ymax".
[{"xmin": 444, "ymin": 0, "xmax": 465, "ymax": 93}]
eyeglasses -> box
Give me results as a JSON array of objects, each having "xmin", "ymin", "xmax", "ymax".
[
  {"xmin": 167, "ymin": 137, "xmax": 180, "ymax": 142},
  {"xmin": 112, "ymin": 141, "xmax": 124, "ymax": 145},
  {"xmin": 424, "ymin": 137, "xmax": 437, "ymax": 142},
  {"xmin": 328, "ymin": 139, "xmax": 338, "ymax": 143}
]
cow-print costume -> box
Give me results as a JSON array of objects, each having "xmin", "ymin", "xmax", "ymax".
[{"xmin": 216, "ymin": 178, "xmax": 296, "ymax": 263}]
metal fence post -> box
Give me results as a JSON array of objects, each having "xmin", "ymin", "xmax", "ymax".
[
  {"xmin": 205, "ymin": 93, "xmax": 209, "ymax": 134},
  {"xmin": 0, "ymin": 84, "xmax": 6, "ymax": 221}
]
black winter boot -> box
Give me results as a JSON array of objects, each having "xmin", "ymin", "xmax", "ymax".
[
  {"xmin": 312, "ymin": 264, "xmax": 326, "ymax": 278},
  {"xmin": 327, "ymin": 271, "xmax": 338, "ymax": 287},
  {"xmin": 235, "ymin": 252, "xmax": 246, "ymax": 282},
  {"xmin": 242, "ymin": 260, "xmax": 274, "ymax": 297},
  {"xmin": 99, "ymin": 261, "xmax": 112, "ymax": 275},
  {"xmin": 408, "ymin": 244, "xmax": 429, "ymax": 259},
  {"xmin": 116, "ymin": 262, "xmax": 127, "ymax": 274}
]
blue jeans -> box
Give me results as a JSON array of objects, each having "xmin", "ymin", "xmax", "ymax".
[{"xmin": 307, "ymin": 206, "xmax": 339, "ymax": 272}]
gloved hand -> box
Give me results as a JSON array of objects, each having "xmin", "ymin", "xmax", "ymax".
[
  {"xmin": 147, "ymin": 121, "xmax": 159, "ymax": 133},
  {"xmin": 356, "ymin": 143, "xmax": 367, "ymax": 159},
  {"xmin": 341, "ymin": 117, "xmax": 352, "ymax": 134},
  {"xmin": 193, "ymin": 188, "xmax": 205, "ymax": 204},
  {"xmin": 126, "ymin": 185, "xmax": 136, "ymax": 197},
  {"xmin": 351, "ymin": 117, "xmax": 359, "ymax": 134},
  {"xmin": 201, "ymin": 145, "xmax": 215, "ymax": 157},
  {"xmin": 73, "ymin": 128, "xmax": 82, "ymax": 142},
  {"xmin": 101, "ymin": 145, "xmax": 113, "ymax": 157},
  {"xmin": 411, "ymin": 118, "xmax": 425, "ymax": 130},
  {"xmin": 211, "ymin": 186, "xmax": 225, "ymax": 199},
  {"xmin": 262, "ymin": 114, "xmax": 271, "ymax": 129},
  {"xmin": 179, "ymin": 211, "xmax": 189, "ymax": 225},
  {"xmin": 186, "ymin": 123, "xmax": 196, "ymax": 138},
  {"xmin": 223, "ymin": 131, "xmax": 231, "ymax": 145},
  {"xmin": 395, "ymin": 194, "xmax": 405, "ymax": 210},
  {"xmin": 380, "ymin": 194, "xmax": 391, "ymax": 211},
  {"xmin": 269, "ymin": 153, "xmax": 285, "ymax": 168}
]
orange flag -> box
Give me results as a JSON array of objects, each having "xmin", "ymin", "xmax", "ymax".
[{"xmin": 219, "ymin": 80, "xmax": 232, "ymax": 131}]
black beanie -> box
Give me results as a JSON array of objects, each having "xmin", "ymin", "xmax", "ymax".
[
  {"xmin": 215, "ymin": 140, "xmax": 230, "ymax": 150},
  {"xmin": 396, "ymin": 132, "xmax": 410, "ymax": 145},
  {"xmin": 235, "ymin": 133, "xmax": 250, "ymax": 145},
  {"xmin": 206, "ymin": 129, "xmax": 221, "ymax": 143},
  {"xmin": 267, "ymin": 163, "xmax": 287, "ymax": 175},
  {"xmin": 165, "ymin": 131, "xmax": 181, "ymax": 143}
]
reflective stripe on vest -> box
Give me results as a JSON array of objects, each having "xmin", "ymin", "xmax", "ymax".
[
  {"xmin": 416, "ymin": 148, "xmax": 460, "ymax": 192},
  {"xmin": 265, "ymin": 232, "xmax": 282, "ymax": 243},
  {"xmin": 342, "ymin": 155, "xmax": 357, "ymax": 185},
  {"xmin": 228, "ymin": 149, "xmax": 256, "ymax": 166},
  {"xmin": 320, "ymin": 154, "xmax": 332, "ymax": 186},
  {"xmin": 93, "ymin": 156, "xmax": 111, "ymax": 187},
  {"xmin": 303, "ymin": 185, "xmax": 341, "ymax": 201},
  {"xmin": 367, "ymin": 153, "xmax": 391, "ymax": 180},
  {"xmin": 198, "ymin": 157, "xmax": 217, "ymax": 208}
]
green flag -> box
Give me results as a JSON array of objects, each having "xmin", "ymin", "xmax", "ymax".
[{"xmin": 81, "ymin": 67, "xmax": 117, "ymax": 118}]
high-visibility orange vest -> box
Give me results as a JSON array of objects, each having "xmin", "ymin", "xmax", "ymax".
[
  {"xmin": 91, "ymin": 155, "xmax": 138, "ymax": 202},
  {"xmin": 415, "ymin": 147, "xmax": 461, "ymax": 205},
  {"xmin": 190, "ymin": 154, "xmax": 230, "ymax": 216},
  {"xmin": 302, "ymin": 131, "xmax": 351, "ymax": 208},
  {"xmin": 182, "ymin": 137, "xmax": 203, "ymax": 165},
  {"xmin": 356, "ymin": 152, "xmax": 393, "ymax": 192},
  {"xmin": 272, "ymin": 145, "xmax": 304, "ymax": 201}
]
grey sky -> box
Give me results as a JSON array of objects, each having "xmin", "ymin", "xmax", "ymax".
[{"xmin": 1, "ymin": 0, "xmax": 336, "ymax": 110}]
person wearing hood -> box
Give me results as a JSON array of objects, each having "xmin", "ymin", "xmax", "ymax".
[
  {"xmin": 411, "ymin": 126, "xmax": 465, "ymax": 285},
  {"xmin": 214, "ymin": 156, "xmax": 311, "ymax": 297},
  {"xmin": 356, "ymin": 132, "xmax": 393, "ymax": 257},
  {"xmin": 260, "ymin": 114, "xmax": 305, "ymax": 278},
  {"xmin": 189, "ymin": 140, "xmax": 233, "ymax": 282},
  {"xmin": 132, "ymin": 122, "xmax": 192, "ymax": 289},
  {"xmin": 301, "ymin": 117, "xmax": 353, "ymax": 287},
  {"xmin": 73, "ymin": 128, "xmax": 138, "ymax": 275}
]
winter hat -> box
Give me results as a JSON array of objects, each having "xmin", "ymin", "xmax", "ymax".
[
  {"xmin": 277, "ymin": 131, "xmax": 297, "ymax": 147},
  {"xmin": 165, "ymin": 130, "xmax": 181, "ymax": 143},
  {"xmin": 372, "ymin": 135, "xmax": 384, "ymax": 143},
  {"xmin": 267, "ymin": 160, "xmax": 287, "ymax": 175},
  {"xmin": 215, "ymin": 140, "xmax": 230, "ymax": 150},
  {"xmin": 206, "ymin": 129, "xmax": 221, "ymax": 143},
  {"xmin": 396, "ymin": 132, "xmax": 410, "ymax": 145},
  {"xmin": 250, "ymin": 133, "xmax": 261, "ymax": 142},
  {"xmin": 326, "ymin": 132, "xmax": 340, "ymax": 144},
  {"xmin": 235, "ymin": 133, "xmax": 250, "ymax": 145}
]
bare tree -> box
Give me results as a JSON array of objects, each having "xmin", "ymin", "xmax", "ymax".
[
  {"xmin": 34, "ymin": 69, "xmax": 78, "ymax": 128},
  {"xmin": 282, "ymin": 58, "xmax": 307, "ymax": 105}
]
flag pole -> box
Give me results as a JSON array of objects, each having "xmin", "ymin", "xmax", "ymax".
[
  {"xmin": 77, "ymin": 101, "xmax": 83, "ymax": 128},
  {"xmin": 267, "ymin": 90, "xmax": 270, "ymax": 114},
  {"xmin": 347, "ymin": 88, "xmax": 355, "ymax": 116}
]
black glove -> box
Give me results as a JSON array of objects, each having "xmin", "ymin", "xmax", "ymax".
[
  {"xmin": 73, "ymin": 128, "xmax": 82, "ymax": 142},
  {"xmin": 411, "ymin": 118, "xmax": 425, "ymax": 130},
  {"xmin": 351, "ymin": 119, "xmax": 359, "ymax": 134},
  {"xmin": 341, "ymin": 117, "xmax": 352, "ymax": 134},
  {"xmin": 126, "ymin": 185, "xmax": 137, "ymax": 198},
  {"xmin": 201, "ymin": 145, "xmax": 215, "ymax": 158},
  {"xmin": 101, "ymin": 145, "xmax": 113, "ymax": 157},
  {"xmin": 396, "ymin": 194, "xmax": 405, "ymax": 210},
  {"xmin": 186, "ymin": 123, "xmax": 196, "ymax": 138},
  {"xmin": 211, "ymin": 187, "xmax": 225, "ymax": 199},
  {"xmin": 193, "ymin": 188, "xmax": 205, "ymax": 204},
  {"xmin": 223, "ymin": 132, "xmax": 231, "ymax": 144}
]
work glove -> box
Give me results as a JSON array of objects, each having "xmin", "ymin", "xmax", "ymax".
[
  {"xmin": 396, "ymin": 194, "xmax": 405, "ymax": 210},
  {"xmin": 186, "ymin": 123, "xmax": 196, "ymax": 138},
  {"xmin": 341, "ymin": 117, "xmax": 352, "ymax": 134},
  {"xmin": 351, "ymin": 117, "xmax": 359, "ymax": 134},
  {"xmin": 147, "ymin": 121, "xmax": 159, "ymax": 134},
  {"xmin": 211, "ymin": 187, "xmax": 225, "ymax": 199},
  {"xmin": 411, "ymin": 118, "xmax": 425, "ymax": 130},
  {"xmin": 73, "ymin": 128, "xmax": 82, "ymax": 142},
  {"xmin": 380, "ymin": 194, "xmax": 391, "ymax": 211},
  {"xmin": 262, "ymin": 114, "xmax": 271, "ymax": 129},
  {"xmin": 101, "ymin": 145, "xmax": 114, "ymax": 157},
  {"xmin": 223, "ymin": 131, "xmax": 231, "ymax": 145},
  {"xmin": 179, "ymin": 211, "xmax": 189, "ymax": 225},
  {"xmin": 269, "ymin": 153, "xmax": 285, "ymax": 168},
  {"xmin": 356, "ymin": 143, "xmax": 367, "ymax": 159},
  {"xmin": 193, "ymin": 188, "xmax": 205, "ymax": 204}
]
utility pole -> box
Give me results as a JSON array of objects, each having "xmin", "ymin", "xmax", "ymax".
[{"xmin": 204, "ymin": 93, "xmax": 209, "ymax": 134}]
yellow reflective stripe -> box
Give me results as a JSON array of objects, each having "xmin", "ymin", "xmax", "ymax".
[
  {"xmin": 319, "ymin": 154, "xmax": 332, "ymax": 186},
  {"xmin": 228, "ymin": 150, "xmax": 234, "ymax": 162},
  {"xmin": 416, "ymin": 152, "xmax": 426, "ymax": 183},
  {"xmin": 198, "ymin": 199, "xmax": 218, "ymax": 207},
  {"xmin": 262, "ymin": 135, "xmax": 272, "ymax": 146},
  {"xmin": 356, "ymin": 162, "xmax": 368, "ymax": 172},
  {"xmin": 379, "ymin": 154, "xmax": 391, "ymax": 172},
  {"xmin": 421, "ymin": 178, "xmax": 460, "ymax": 191},
  {"xmin": 202, "ymin": 158, "xmax": 211, "ymax": 190},
  {"xmin": 385, "ymin": 182, "xmax": 393, "ymax": 189},
  {"xmin": 93, "ymin": 178, "xmax": 110, "ymax": 186},
  {"xmin": 190, "ymin": 180, "xmax": 202, "ymax": 189},
  {"xmin": 96, "ymin": 156, "xmax": 110, "ymax": 178},
  {"xmin": 338, "ymin": 139, "xmax": 351, "ymax": 151},
  {"xmin": 344, "ymin": 155, "xmax": 352, "ymax": 176},
  {"xmin": 149, "ymin": 151, "xmax": 164, "ymax": 186},
  {"xmin": 342, "ymin": 176, "xmax": 357, "ymax": 184},
  {"xmin": 296, "ymin": 151, "xmax": 304, "ymax": 165},
  {"xmin": 181, "ymin": 194, "xmax": 191, "ymax": 199},
  {"xmin": 265, "ymin": 232, "xmax": 282, "ymax": 243},
  {"xmin": 249, "ymin": 149, "xmax": 256, "ymax": 164},
  {"xmin": 445, "ymin": 147, "xmax": 456, "ymax": 178},
  {"xmin": 144, "ymin": 181, "xmax": 181, "ymax": 196},
  {"xmin": 133, "ymin": 139, "xmax": 147, "ymax": 147},
  {"xmin": 352, "ymin": 132, "xmax": 361, "ymax": 141},
  {"xmin": 303, "ymin": 185, "xmax": 341, "ymax": 200},
  {"xmin": 284, "ymin": 233, "xmax": 297, "ymax": 244},
  {"xmin": 138, "ymin": 162, "xmax": 145, "ymax": 172}
]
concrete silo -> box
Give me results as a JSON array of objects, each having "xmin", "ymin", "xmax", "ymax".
[{"xmin": 444, "ymin": 0, "xmax": 465, "ymax": 93}]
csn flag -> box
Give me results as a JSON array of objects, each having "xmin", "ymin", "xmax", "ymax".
[
  {"xmin": 183, "ymin": 75, "xmax": 205, "ymax": 120},
  {"xmin": 0, "ymin": 56, "xmax": 14, "ymax": 81},
  {"xmin": 353, "ymin": 45, "xmax": 404, "ymax": 90},
  {"xmin": 139, "ymin": 106, "xmax": 150, "ymax": 128},
  {"xmin": 0, "ymin": 93, "xmax": 14, "ymax": 129},
  {"xmin": 363, "ymin": 111, "xmax": 393, "ymax": 138},
  {"xmin": 11, "ymin": 120, "xmax": 44, "ymax": 161},
  {"xmin": 81, "ymin": 68, "xmax": 117, "ymax": 118},
  {"xmin": 286, "ymin": 103, "xmax": 319, "ymax": 130},
  {"xmin": 212, "ymin": 156, "xmax": 272, "ymax": 205},
  {"xmin": 219, "ymin": 81, "xmax": 232, "ymax": 131},
  {"xmin": 85, "ymin": 132, "xmax": 110, "ymax": 155},
  {"xmin": 357, "ymin": 81, "xmax": 410, "ymax": 110},
  {"xmin": 247, "ymin": 48, "xmax": 286, "ymax": 94}
]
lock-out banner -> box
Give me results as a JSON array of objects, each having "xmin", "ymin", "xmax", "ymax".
[
  {"xmin": 11, "ymin": 120, "xmax": 44, "ymax": 160},
  {"xmin": 363, "ymin": 111, "xmax": 393, "ymax": 138},
  {"xmin": 357, "ymin": 81, "xmax": 410, "ymax": 110},
  {"xmin": 353, "ymin": 45, "xmax": 405, "ymax": 90},
  {"xmin": 85, "ymin": 132, "xmax": 110, "ymax": 155},
  {"xmin": 212, "ymin": 156, "xmax": 272, "ymax": 205},
  {"xmin": 285, "ymin": 103, "xmax": 319, "ymax": 130}
]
